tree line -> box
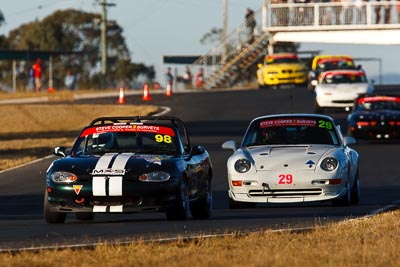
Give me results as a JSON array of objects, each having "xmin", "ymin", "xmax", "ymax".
[{"xmin": 0, "ymin": 9, "xmax": 155, "ymax": 91}]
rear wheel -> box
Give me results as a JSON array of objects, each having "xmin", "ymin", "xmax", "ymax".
[
  {"xmin": 190, "ymin": 175, "xmax": 212, "ymax": 219},
  {"xmin": 166, "ymin": 178, "xmax": 190, "ymax": 220},
  {"xmin": 44, "ymin": 191, "xmax": 67, "ymax": 224},
  {"xmin": 75, "ymin": 212, "xmax": 95, "ymax": 221},
  {"xmin": 314, "ymin": 100, "xmax": 324, "ymax": 113}
]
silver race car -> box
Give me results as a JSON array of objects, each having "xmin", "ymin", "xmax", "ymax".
[{"xmin": 222, "ymin": 114, "xmax": 360, "ymax": 208}]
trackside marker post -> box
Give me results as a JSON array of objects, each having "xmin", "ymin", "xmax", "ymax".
[
  {"xmin": 117, "ymin": 87, "xmax": 125, "ymax": 104},
  {"xmin": 142, "ymin": 83, "xmax": 151, "ymax": 101},
  {"xmin": 166, "ymin": 81, "xmax": 172, "ymax": 97}
]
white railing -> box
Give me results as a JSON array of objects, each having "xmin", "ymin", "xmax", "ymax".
[
  {"xmin": 188, "ymin": 8, "xmax": 264, "ymax": 86},
  {"xmin": 188, "ymin": 1, "xmax": 400, "ymax": 88},
  {"xmin": 267, "ymin": 1, "xmax": 400, "ymax": 30}
]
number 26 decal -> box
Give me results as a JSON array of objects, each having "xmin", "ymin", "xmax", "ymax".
[{"xmin": 278, "ymin": 174, "xmax": 293, "ymax": 184}]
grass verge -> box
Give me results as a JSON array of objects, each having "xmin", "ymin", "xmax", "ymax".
[
  {"xmin": 0, "ymin": 210, "xmax": 399, "ymax": 266},
  {"xmin": 0, "ymin": 104, "xmax": 158, "ymax": 170}
]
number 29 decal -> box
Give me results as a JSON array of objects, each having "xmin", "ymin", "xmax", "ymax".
[{"xmin": 278, "ymin": 174, "xmax": 293, "ymax": 184}]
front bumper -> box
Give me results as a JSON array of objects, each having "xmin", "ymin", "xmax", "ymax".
[
  {"xmin": 46, "ymin": 177, "xmax": 180, "ymax": 213},
  {"xmin": 227, "ymin": 170, "xmax": 347, "ymax": 204},
  {"xmin": 349, "ymin": 124, "xmax": 400, "ymax": 139}
]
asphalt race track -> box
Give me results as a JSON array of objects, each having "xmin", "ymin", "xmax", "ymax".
[{"xmin": 1, "ymin": 86, "xmax": 399, "ymax": 251}]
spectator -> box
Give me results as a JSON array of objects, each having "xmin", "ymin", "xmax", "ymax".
[
  {"xmin": 64, "ymin": 70, "xmax": 77, "ymax": 90},
  {"xmin": 375, "ymin": 0, "xmax": 391, "ymax": 24},
  {"xmin": 195, "ymin": 68, "xmax": 205, "ymax": 88},
  {"xmin": 28, "ymin": 65, "xmax": 35, "ymax": 91},
  {"xmin": 165, "ymin": 67, "xmax": 173, "ymax": 89},
  {"xmin": 182, "ymin": 66, "xmax": 192, "ymax": 88},
  {"xmin": 32, "ymin": 58, "xmax": 42, "ymax": 92},
  {"xmin": 245, "ymin": 8, "xmax": 256, "ymax": 44},
  {"xmin": 332, "ymin": 0, "xmax": 342, "ymax": 24}
]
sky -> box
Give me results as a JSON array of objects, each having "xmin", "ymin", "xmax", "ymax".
[{"xmin": 0, "ymin": 0, "xmax": 399, "ymax": 84}]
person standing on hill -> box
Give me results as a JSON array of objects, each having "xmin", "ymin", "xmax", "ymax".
[{"xmin": 32, "ymin": 58, "xmax": 42, "ymax": 92}]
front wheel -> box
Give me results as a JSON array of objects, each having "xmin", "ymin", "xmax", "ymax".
[
  {"xmin": 350, "ymin": 171, "xmax": 360, "ymax": 205},
  {"xmin": 333, "ymin": 181, "xmax": 351, "ymax": 206},
  {"xmin": 166, "ymin": 178, "xmax": 190, "ymax": 220},
  {"xmin": 190, "ymin": 175, "xmax": 212, "ymax": 219},
  {"xmin": 44, "ymin": 191, "xmax": 67, "ymax": 224}
]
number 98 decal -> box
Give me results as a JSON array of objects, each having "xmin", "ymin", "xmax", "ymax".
[
  {"xmin": 155, "ymin": 134, "xmax": 172, "ymax": 143},
  {"xmin": 278, "ymin": 174, "xmax": 293, "ymax": 184}
]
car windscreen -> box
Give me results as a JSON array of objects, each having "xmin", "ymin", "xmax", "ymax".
[
  {"xmin": 242, "ymin": 117, "xmax": 339, "ymax": 146},
  {"xmin": 72, "ymin": 124, "xmax": 179, "ymax": 155},
  {"xmin": 356, "ymin": 98, "xmax": 400, "ymax": 111},
  {"xmin": 266, "ymin": 56, "xmax": 299, "ymax": 64},
  {"xmin": 322, "ymin": 72, "xmax": 366, "ymax": 84}
]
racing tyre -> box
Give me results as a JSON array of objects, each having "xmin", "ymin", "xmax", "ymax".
[
  {"xmin": 75, "ymin": 212, "xmax": 95, "ymax": 221},
  {"xmin": 190, "ymin": 175, "xmax": 212, "ymax": 219},
  {"xmin": 333, "ymin": 181, "xmax": 351, "ymax": 206},
  {"xmin": 44, "ymin": 191, "xmax": 67, "ymax": 224},
  {"xmin": 229, "ymin": 198, "xmax": 256, "ymax": 209},
  {"xmin": 314, "ymin": 100, "xmax": 324, "ymax": 113},
  {"xmin": 350, "ymin": 171, "xmax": 360, "ymax": 205},
  {"xmin": 166, "ymin": 178, "xmax": 190, "ymax": 220}
]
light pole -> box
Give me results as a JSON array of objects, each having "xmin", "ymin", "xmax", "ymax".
[{"xmin": 99, "ymin": 0, "xmax": 115, "ymax": 89}]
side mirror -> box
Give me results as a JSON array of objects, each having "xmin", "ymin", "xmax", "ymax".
[
  {"xmin": 222, "ymin": 140, "xmax": 237, "ymax": 152},
  {"xmin": 257, "ymin": 63, "xmax": 263, "ymax": 69},
  {"xmin": 53, "ymin": 146, "xmax": 67, "ymax": 157},
  {"xmin": 190, "ymin": 145, "xmax": 204, "ymax": 156},
  {"xmin": 343, "ymin": 136, "xmax": 357, "ymax": 146}
]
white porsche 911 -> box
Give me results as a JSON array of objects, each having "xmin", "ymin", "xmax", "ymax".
[
  {"xmin": 222, "ymin": 114, "xmax": 360, "ymax": 208},
  {"xmin": 313, "ymin": 69, "xmax": 374, "ymax": 112}
]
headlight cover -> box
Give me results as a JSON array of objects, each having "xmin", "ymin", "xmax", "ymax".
[
  {"xmin": 50, "ymin": 171, "xmax": 78, "ymax": 184},
  {"xmin": 139, "ymin": 171, "xmax": 170, "ymax": 182},
  {"xmin": 234, "ymin": 159, "xmax": 251, "ymax": 173},
  {"xmin": 321, "ymin": 157, "xmax": 338, "ymax": 171}
]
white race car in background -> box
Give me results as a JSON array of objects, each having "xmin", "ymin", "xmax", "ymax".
[
  {"xmin": 314, "ymin": 69, "xmax": 374, "ymax": 112},
  {"xmin": 222, "ymin": 114, "xmax": 360, "ymax": 208}
]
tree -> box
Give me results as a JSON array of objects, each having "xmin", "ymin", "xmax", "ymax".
[{"xmin": 0, "ymin": 9, "xmax": 154, "ymax": 90}]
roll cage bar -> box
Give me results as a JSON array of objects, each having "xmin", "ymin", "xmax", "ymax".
[{"xmin": 87, "ymin": 116, "xmax": 191, "ymax": 149}]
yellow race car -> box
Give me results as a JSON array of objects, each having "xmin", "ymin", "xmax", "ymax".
[{"xmin": 256, "ymin": 53, "xmax": 308, "ymax": 89}]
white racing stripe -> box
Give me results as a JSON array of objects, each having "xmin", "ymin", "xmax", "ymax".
[
  {"xmin": 108, "ymin": 153, "xmax": 133, "ymax": 196},
  {"xmin": 109, "ymin": 176, "xmax": 123, "ymax": 196},
  {"xmin": 93, "ymin": 153, "xmax": 116, "ymax": 196},
  {"xmin": 92, "ymin": 176, "xmax": 107, "ymax": 196},
  {"xmin": 92, "ymin": 153, "xmax": 133, "ymax": 211},
  {"xmin": 109, "ymin": 205, "xmax": 123, "ymax": 212},
  {"xmin": 93, "ymin": 206, "xmax": 107, "ymax": 212}
]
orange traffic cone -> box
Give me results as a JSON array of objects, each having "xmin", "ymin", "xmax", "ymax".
[
  {"xmin": 166, "ymin": 82, "xmax": 172, "ymax": 97},
  {"xmin": 117, "ymin": 87, "xmax": 125, "ymax": 104},
  {"xmin": 142, "ymin": 83, "xmax": 151, "ymax": 101}
]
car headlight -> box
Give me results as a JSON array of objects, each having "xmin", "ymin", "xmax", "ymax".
[
  {"xmin": 139, "ymin": 171, "xmax": 170, "ymax": 182},
  {"xmin": 321, "ymin": 157, "xmax": 338, "ymax": 171},
  {"xmin": 50, "ymin": 171, "xmax": 78, "ymax": 184},
  {"xmin": 234, "ymin": 159, "xmax": 251, "ymax": 173}
]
